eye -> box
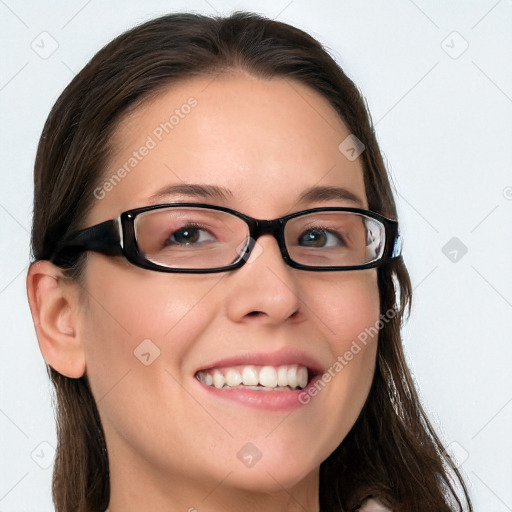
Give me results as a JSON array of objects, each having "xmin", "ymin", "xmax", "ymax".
[
  {"xmin": 298, "ymin": 227, "xmax": 346, "ymax": 248},
  {"xmin": 165, "ymin": 223, "xmax": 216, "ymax": 246}
]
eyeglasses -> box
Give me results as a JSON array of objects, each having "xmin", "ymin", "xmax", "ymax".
[{"xmin": 49, "ymin": 203, "xmax": 402, "ymax": 273}]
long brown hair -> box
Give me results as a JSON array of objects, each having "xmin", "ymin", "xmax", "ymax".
[{"xmin": 30, "ymin": 11, "xmax": 472, "ymax": 512}]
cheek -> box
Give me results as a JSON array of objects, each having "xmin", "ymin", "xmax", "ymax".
[
  {"xmin": 78, "ymin": 258, "xmax": 220, "ymax": 401},
  {"xmin": 319, "ymin": 271, "xmax": 380, "ymax": 395},
  {"xmin": 309, "ymin": 270, "xmax": 380, "ymax": 351}
]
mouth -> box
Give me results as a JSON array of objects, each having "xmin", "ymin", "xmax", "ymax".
[
  {"xmin": 193, "ymin": 350, "xmax": 323, "ymax": 410},
  {"xmin": 196, "ymin": 363, "xmax": 317, "ymax": 391}
]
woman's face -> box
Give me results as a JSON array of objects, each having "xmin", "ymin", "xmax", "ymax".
[{"xmin": 79, "ymin": 73, "xmax": 380, "ymax": 505}]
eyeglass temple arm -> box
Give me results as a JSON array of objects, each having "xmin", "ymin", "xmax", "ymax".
[
  {"xmin": 50, "ymin": 219, "xmax": 123, "ymax": 267},
  {"xmin": 392, "ymin": 233, "xmax": 402, "ymax": 258},
  {"xmin": 388, "ymin": 219, "xmax": 402, "ymax": 259}
]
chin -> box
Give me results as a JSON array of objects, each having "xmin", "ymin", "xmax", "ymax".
[
  {"xmin": 226, "ymin": 462, "xmax": 318, "ymax": 494},
  {"xmin": 219, "ymin": 438, "xmax": 323, "ymax": 493}
]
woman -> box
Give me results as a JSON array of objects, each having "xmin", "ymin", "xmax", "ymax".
[{"xmin": 26, "ymin": 11, "xmax": 472, "ymax": 512}]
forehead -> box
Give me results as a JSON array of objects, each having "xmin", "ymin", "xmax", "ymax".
[{"xmin": 90, "ymin": 72, "xmax": 367, "ymax": 224}]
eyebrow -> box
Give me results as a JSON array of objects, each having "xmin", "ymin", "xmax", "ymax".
[
  {"xmin": 149, "ymin": 183, "xmax": 364, "ymax": 207},
  {"xmin": 296, "ymin": 185, "xmax": 364, "ymax": 207},
  {"xmin": 149, "ymin": 183, "xmax": 233, "ymax": 202}
]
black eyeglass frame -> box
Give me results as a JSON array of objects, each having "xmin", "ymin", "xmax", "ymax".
[{"xmin": 49, "ymin": 202, "xmax": 402, "ymax": 273}]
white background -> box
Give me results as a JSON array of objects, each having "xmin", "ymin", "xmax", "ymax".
[{"xmin": 1, "ymin": 1, "xmax": 511, "ymax": 510}]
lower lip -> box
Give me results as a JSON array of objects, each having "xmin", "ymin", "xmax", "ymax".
[{"xmin": 195, "ymin": 375, "xmax": 321, "ymax": 411}]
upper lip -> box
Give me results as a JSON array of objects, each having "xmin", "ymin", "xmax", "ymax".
[{"xmin": 195, "ymin": 347, "xmax": 325, "ymax": 376}]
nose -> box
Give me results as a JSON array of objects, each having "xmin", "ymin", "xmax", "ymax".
[{"xmin": 224, "ymin": 233, "xmax": 303, "ymax": 325}]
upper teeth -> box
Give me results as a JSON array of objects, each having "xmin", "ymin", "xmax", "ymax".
[{"xmin": 197, "ymin": 364, "xmax": 309, "ymax": 390}]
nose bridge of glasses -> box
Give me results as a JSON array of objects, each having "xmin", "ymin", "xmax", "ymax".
[
  {"xmin": 251, "ymin": 219, "xmax": 283, "ymax": 244},
  {"xmin": 240, "ymin": 218, "xmax": 286, "ymax": 260}
]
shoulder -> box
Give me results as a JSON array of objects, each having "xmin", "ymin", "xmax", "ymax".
[{"xmin": 356, "ymin": 497, "xmax": 392, "ymax": 511}]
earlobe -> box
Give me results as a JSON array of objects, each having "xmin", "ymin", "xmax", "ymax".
[{"xmin": 26, "ymin": 260, "xmax": 86, "ymax": 379}]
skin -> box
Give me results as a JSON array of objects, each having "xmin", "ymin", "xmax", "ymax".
[{"xmin": 27, "ymin": 72, "xmax": 380, "ymax": 512}]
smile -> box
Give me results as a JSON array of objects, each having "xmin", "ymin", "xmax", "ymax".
[
  {"xmin": 193, "ymin": 348, "xmax": 324, "ymax": 411},
  {"xmin": 196, "ymin": 364, "xmax": 309, "ymax": 390}
]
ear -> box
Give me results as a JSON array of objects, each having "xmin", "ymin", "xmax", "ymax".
[{"xmin": 26, "ymin": 260, "xmax": 86, "ymax": 378}]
